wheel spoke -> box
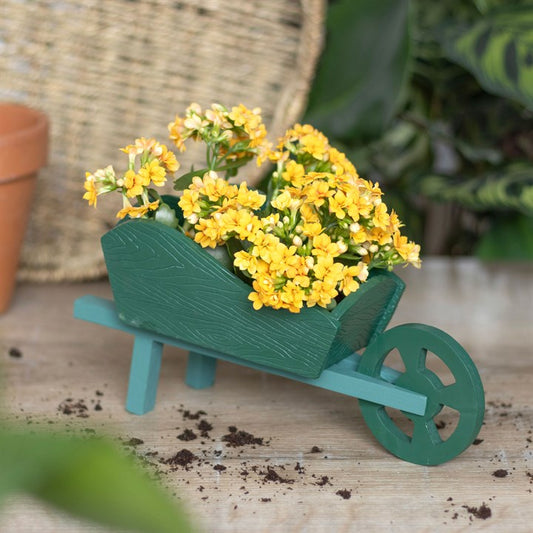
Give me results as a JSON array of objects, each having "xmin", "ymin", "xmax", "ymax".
[
  {"xmin": 398, "ymin": 343, "xmax": 427, "ymax": 375},
  {"xmin": 438, "ymin": 382, "xmax": 473, "ymax": 411},
  {"xmin": 412, "ymin": 417, "xmax": 442, "ymax": 448}
]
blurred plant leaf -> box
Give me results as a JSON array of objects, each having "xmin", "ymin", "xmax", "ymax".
[
  {"xmin": 476, "ymin": 212, "xmax": 533, "ymax": 258},
  {"xmin": 419, "ymin": 163, "xmax": 533, "ymax": 215},
  {"xmin": 0, "ymin": 429, "xmax": 192, "ymax": 533},
  {"xmin": 441, "ymin": 5, "xmax": 533, "ymax": 110},
  {"xmin": 304, "ymin": 0, "xmax": 412, "ymax": 143}
]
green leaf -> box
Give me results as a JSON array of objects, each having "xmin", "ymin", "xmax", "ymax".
[
  {"xmin": 441, "ymin": 6, "xmax": 533, "ymax": 110},
  {"xmin": 304, "ymin": 0, "xmax": 412, "ymax": 143},
  {"xmin": 476, "ymin": 213, "xmax": 533, "ymax": 259},
  {"xmin": 419, "ymin": 163, "xmax": 533, "ymax": 215},
  {"xmin": 0, "ymin": 430, "xmax": 193, "ymax": 533},
  {"xmin": 173, "ymin": 167, "xmax": 209, "ymax": 191}
]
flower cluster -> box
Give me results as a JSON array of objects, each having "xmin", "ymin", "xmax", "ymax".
[
  {"xmin": 84, "ymin": 103, "xmax": 421, "ymax": 314},
  {"xmin": 168, "ymin": 103, "xmax": 268, "ymax": 171},
  {"xmin": 83, "ymin": 137, "xmax": 178, "ymax": 219},
  {"xmin": 179, "ymin": 170, "xmax": 266, "ymax": 248}
]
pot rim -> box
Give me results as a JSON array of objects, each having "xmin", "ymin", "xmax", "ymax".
[{"xmin": 0, "ymin": 102, "xmax": 49, "ymax": 182}]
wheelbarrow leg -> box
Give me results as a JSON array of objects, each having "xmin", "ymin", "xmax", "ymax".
[
  {"xmin": 126, "ymin": 333, "xmax": 163, "ymax": 415},
  {"xmin": 186, "ymin": 351, "xmax": 217, "ymax": 389}
]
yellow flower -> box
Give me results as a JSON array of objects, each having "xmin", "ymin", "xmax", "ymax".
[
  {"xmin": 83, "ymin": 173, "xmax": 98, "ymax": 207},
  {"xmin": 328, "ymin": 190, "xmax": 351, "ymax": 220},
  {"xmin": 220, "ymin": 209, "xmax": 262, "ymax": 240},
  {"xmin": 302, "ymin": 178, "xmax": 332, "ymax": 208},
  {"xmin": 393, "ymin": 232, "xmax": 422, "ymax": 268},
  {"xmin": 116, "ymin": 199, "xmax": 160, "ymax": 220},
  {"xmin": 372, "ymin": 202, "xmax": 390, "ymax": 230},
  {"xmin": 312, "ymin": 256, "xmax": 344, "ymax": 284},
  {"xmin": 249, "ymin": 232, "xmax": 282, "ymax": 262},
  {"xmin": 205, "ymin": 104, "xmax": 232, "ymax": 129},
  {"xmin": 168, "ymin": 115, "xmax": 187, "ymax": 152},
  {"xmin": 300, "ymin": 131, "xmax": 328, "ymax": 160},
  {"xmin": 178, "ymin": 189, "xmax": 201, "ymax": 219},
  {"xmin": 339, "ymin": 264, "xmax": 366, "ymax": 296},
  {"xmin": 311, "ymin": 233, "xmax": 342, "ymax": 258},
  {"xmin": 236, "ymin": 183, "xmax": 266, "ymax": 210},
  {"xmin": 234, "ymin": 251, "xmax": 260, "ymax": 275},
  {"xmin": 194, "ymin": 217, "xmax": 224, "ymax": 248},
  {"xmin": 139, "ymin": 159, "xmax": 166, "ymax": 187},
  {"xmin": 271, "ymin": 190, "xmax": 292, "ymax": 211},
  {"xmin": 123, "ymin": 169, "xmax": 145, "ymax": 198},
  {"xmin": 158, "ymin": 144, "xmax": 179, "ymax": 173},
  {"xmin": 281, "ymin": 160, "xmax": 307, "ymax": 187},
  {"xmin": 280, "ymin": 281, "xmax": 306, "ymax": 313},
  {"xmin": 301, "ymin": 221, "xmax": 322, "ymax": 238},
  {"xmin": 328, "ymin": 147, "xmax": 358, "ymax": 177},
  {"xmin": 300, "ymin": 202, "xmax": 320, "ymax": 223},
  {"xmin": 306, "ymin": 280, "xmax": 338, "ymax": 308}
]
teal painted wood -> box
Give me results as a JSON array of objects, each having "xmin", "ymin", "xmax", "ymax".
[
  {"xmin": 186, "ymin": 352, "xmax": 217, "ymax": 389},
  {"xmin": 326, "ymin": 270, "xmax": 405, "ymax": 366},
  {"xmin": 126, "ymin": 333, "xmax": 163, "ymax": 415},
  {"xmin": 358, "ymin": 324, "xmax": 485, "ymax": 466},
  {"xmin": 73, "ymin": 295, "xmax": 427, "ymax": 417},
  {"xmin": 101, "ymin": 219, "xmax": 404, "ymax": 379}
]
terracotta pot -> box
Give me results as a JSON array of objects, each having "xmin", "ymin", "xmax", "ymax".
[{"xmin": 0, "ymin": 103, "xmax": 48, "ymax": 313}]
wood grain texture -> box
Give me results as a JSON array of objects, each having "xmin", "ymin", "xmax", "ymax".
[
  {"xmin": 0, "ymin": 258, "xmax": 532, "ymax": 532},
  {"xmin": 102, "ymin": 220, "xmax": 404, "ymax": 379}
]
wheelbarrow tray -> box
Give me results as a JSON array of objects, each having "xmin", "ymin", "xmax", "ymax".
[{"xmin": 102, "ymin": 219, "xmax": 405, "ymax": 379}]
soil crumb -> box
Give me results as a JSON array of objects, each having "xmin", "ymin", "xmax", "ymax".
[
  {"xmin": 463, "ymin": 503, "xmax": 492, "ymax": 520},
  {"xmin": 162, "ymin": 449, "xmax": 198, "ymax": 470},
  {"xmin": 177, "ymin": 429, "xmax": 197, "ymax": 441},
  {"xmin": 124, "ymin": 437, "xmax": 144, "ymax": 447},
  {"xmin": 8, "ymin": 347, "xmax": 22, "ymax": 358},
  {"xmin": 492, "ymin": 469, "xmax": 508, "ymax": 478},
  {"xmin": 336, "ymin": 489, "xmax": 352, "ymax": 500},
  {"xmin": 58, "ymin": 398, "xmax": 89, "ymax": 418},
  {"xmin": 222, "ymin": 426, "xmax": 264, "ymax": 447}
]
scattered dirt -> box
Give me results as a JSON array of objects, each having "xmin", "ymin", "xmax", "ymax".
[
  {"xmin": 336, "ymin": 489, "xmax": 352, "ymax": 500},
  {"xmin": 492, "ymin": 469, "xmax": 508, "ymax": 478},
  {"xmin": 124, "ymin": 437, "xmax": 145, "ymax": 447},
  {"xmin": 221, "ymin": 426, "xmax": 265, "ymax": 448},
  {"xmin": 162, "ymin": 449, "xmax": 198, "ymax": 471},
  {"xmin": 58, "ymin": 398, "xmax": 89, "ymax": 418},
  {"xmin": 197, "ymin": 419, "xmax": 213, "ymax": 438},
  {"xmin": 179, "ymin": 409, "xmax": 207, "ymax": 420},
  {"xmin": 463, "ymin": 503, "xmax": 492, "ymax": 520},
  {"xmin": 177, "ymin": 429, "xmax": 198, "ymax": 441},
  {"xmin": 8, "ymin": 347, "xmax": 22, "ymax": 358}
]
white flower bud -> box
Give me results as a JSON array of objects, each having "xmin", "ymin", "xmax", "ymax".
[
  {"xmin": 292, "ymin": 236, "xmax": 303, "ymax": 247},
  {"xmin": 337, "ymin": 240, "xmax": 348, "ymax": 254},
  {"xmin": 369, "ymin": 244, "xmax": 379, "ymax": 253},
  {"xmin": 349, "ymin": 222, "xmax": 360, "ymax": 233}
]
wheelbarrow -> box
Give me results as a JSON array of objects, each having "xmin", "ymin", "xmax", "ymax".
[{"xmin": 74, "ymin": 218, "xmax": 485, "ymax": 466}]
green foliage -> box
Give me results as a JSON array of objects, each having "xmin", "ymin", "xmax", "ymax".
[
  {"xmin": 476, "ymin": 213, "xmax": 533, "ymax": 258},
  {"xmin": 0, "ymin": 427, "xmax": 193, "ymax": 533},
  {"xmin": 306, "ymin": 0, "xmax": 411, "ymax": 143},
  {"xmin": 441, "ymin": 6, "xmax": 533, "ymax": 110},
  {"xmin": 420, "ymin": 163, "xmax": 533, "ymax": 215},
  {"xmin": 305, "ymin": 0, "xmax": 533, "ymax": 258}
]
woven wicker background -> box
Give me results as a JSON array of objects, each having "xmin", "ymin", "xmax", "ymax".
[{"xmin": 0, "ymin": 0, "xmax": 325, "ymax": 281}]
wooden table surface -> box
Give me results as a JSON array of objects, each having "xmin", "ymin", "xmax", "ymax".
[{"xmin": 0, "ymin": 258, "xmax": 532, "ymax": 532}]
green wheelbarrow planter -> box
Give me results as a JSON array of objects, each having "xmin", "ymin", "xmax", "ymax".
[{"xmin": 74, "ymin": 219, "xmax": 485, "ymax": 466}]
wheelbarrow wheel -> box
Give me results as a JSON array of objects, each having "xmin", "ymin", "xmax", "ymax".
[{"xmin": 358, "ymin": 323, "xmax": 484, "ymax": 465}]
